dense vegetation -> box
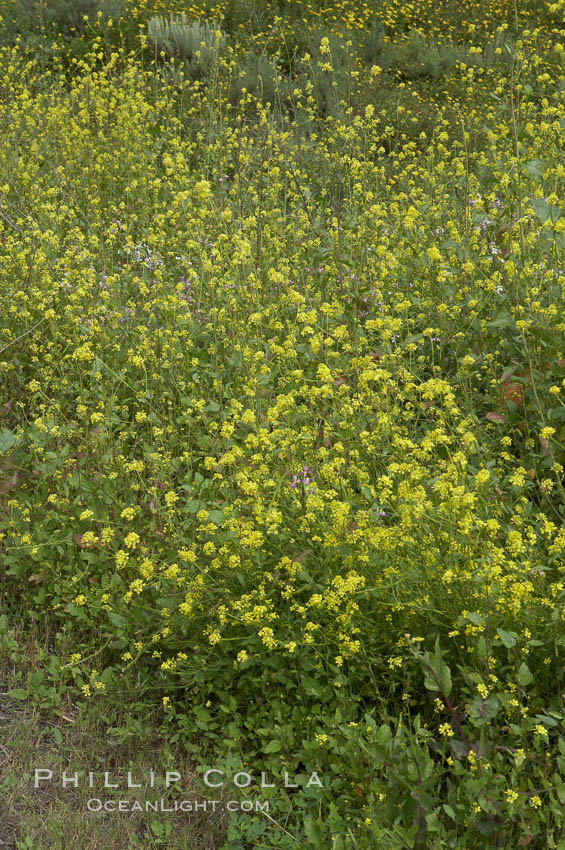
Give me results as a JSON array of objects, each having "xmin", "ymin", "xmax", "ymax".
[{"xmin": 0, "ymin": 0, "xmax": 564, "ymax": 847}]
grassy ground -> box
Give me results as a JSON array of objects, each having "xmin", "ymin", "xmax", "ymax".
[
  {"xmin": 0, "ymin": 0, "xmax": 564, "ymax": 847},
  {"xmin": 0, "ymin": 622, "xmax": 236, "ymax": 849},
  {"xmin": 0, "ymin": 701, "xmax": 229, "ymax": 848}
]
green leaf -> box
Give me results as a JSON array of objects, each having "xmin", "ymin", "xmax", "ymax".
[
  {"xmin": 304, "ymin": 677, "xmax": 323, "ymax": 697},
  {"xmin": 439, "ymin": 662, "xmax": 452, "ymax": 697},
  {"xmin": 8, "ymin": 688, "xmax": 29, "ymax": 700},
  {"xmin": 263, "ymin": 739, "xmax": 282, "ymax": 753},
  {"xmin": 422, "ymin": 639, "xmax": 452, "ymax": 696},
  {"xmin": 90, "ymin": 357, "xmax": 105, "ymax": 376},
  {"xmin": 556, "ymin": 778, "xmax": 565, "ymax": 805},
  {"xmin": 64, "ymin": 602, "xmax": 87, "ymax": 619},
  {"xmin": 108, "ymin": 612, "xmax": 127, "ymax": 629},
  {"xmin": 530, "ymin": 198, "xmax": 548, "ymax": 220},
  {"xmin": 304, "ymin": 815, "xmax": 324, "ymax": 847},
  {"xmin": 470, "ymin": 696, "xmax": 500, "ymax": 725},
  {"xmin": 529, "ymin": 197, "xmax": 562, "ymax": 223},
  {"xmin": 423, "ymin": 671, "xmax": 440, "ymax": 693},
  {"xmin": 466, "ymin": 612, "xmax": 483, "ymax": 625},
  {"xmin": 425, "ymin": 811, "xmax": 441, "ymax": 832},
  {"xmin": 28, "ymin": 670, "xmax": 44, "ymax": 690},
  {"xmin": 517, "ymin": 662, "xmax": 533, "ymax": 686},
  {"xmin": 496, "ymin": 628, "xmax": 517, "ymax": 648},
  {"xmin": 0, "ymin": 428, "xmax": 18, "ymax": 454},
  {"xmin": 534, "ymin": 714, "xmax": 559, "ymax": 727},
  {"xmin": 433, "ymin": 635, "xmax": 452, "ymax": 696},
  {"xmin": 207, "ymin": 510, "xmax": 224, "ymax": 525},
  {"xmin": 487, "ymin": 307, "xmax": 514, "ymax": 330},
  {"xmin": 524, "ymin": 160, "xmax": 543, "ymax": 181},
  {"xmin": 150, "ymin": 820, "xmax": 164, "ymax": 837},
  {"xmin": 375, "ymin": 724, "xmax": 392, "ymax": 745}
]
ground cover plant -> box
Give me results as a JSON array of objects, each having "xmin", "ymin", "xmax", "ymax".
[{"xmin": 0, "ymin": 0, "xmax": 564, "ymax": 846}]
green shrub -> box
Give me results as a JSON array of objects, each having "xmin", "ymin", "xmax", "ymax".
[
  {"xmin": 290, "ymin": 31, "xmax": 358, "ymax": 120},
  {"xmin": 228, "ymin": 50, "xmax": 285, "ymax": 109},
  {"xmin": 378, "ymin": 30, "xmax": 477, "ymax": 81},
  {"xmin": 147, "ymin": 14, "xmax": 226, "ymax": 79}
]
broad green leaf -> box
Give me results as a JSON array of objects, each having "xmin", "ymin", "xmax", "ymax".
[
  {"xmin": 375, "ymin": 724, "xmax": 392, "ymax": 745},
  {"xmin": 530, "ymin": 198, "xmax": 549, "ymax": 221},
  {"xmin": 496, "ymin": 628, "xmax": 516, "ymax": 648},
  {"xmin": 108, "ymin": 612, "xmax": 126, "ymax": 628},
  {"xmin": 207, "ymin": 510, "xmax": 224, "ymax": 525},
  {"xmin": 525, "ymin": 160, "xmax": 543, "ymax": 181},
  {"xmin": 8, "ymin": 688, "xmax": 28, "ymax": 700},
  {"xmin": 0, "ymin": 428, "xmax": 18, "ymax": 454},
  {"xmin": 487, "ymin": 307, "xmax": 514, "ymax": 330},
  {"xmin": 517, "ymin": 662, "xmax": 533, "ymax": 686},
  {"xmin": 304, "ymin": 815, "xmax": 324, "ymax": 847}
]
